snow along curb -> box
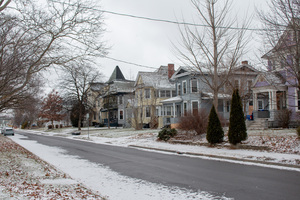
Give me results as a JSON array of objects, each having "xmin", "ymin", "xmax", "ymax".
[{"xmin": 129, "ymin": 145, "xmax": 300, "ymax": 169}]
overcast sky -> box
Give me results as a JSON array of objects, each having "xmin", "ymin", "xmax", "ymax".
[
  {"xmin": 96, "ymin": 0, "xmax": 269, "ymax": 82},
  {"xmin": 43, "ymin": 0, "xmax": 270, "ymax": 91}
]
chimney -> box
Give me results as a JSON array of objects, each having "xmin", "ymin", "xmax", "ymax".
[
  {"xmin": 242, "ymin": 60, "xmax": 248, "ymax": 65},
  {"xmin": 168, "ymin": 63, "xmax": 175, "ymax": 79}
]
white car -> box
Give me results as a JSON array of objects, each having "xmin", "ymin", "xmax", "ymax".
[{"xmin": 2, "ymin": 127, "xmax": 14, "ymax": 136}]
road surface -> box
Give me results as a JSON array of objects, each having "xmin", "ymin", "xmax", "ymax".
[{"xmin": 16, "ymin": 131, "xmax": 300, "ymax": 200}]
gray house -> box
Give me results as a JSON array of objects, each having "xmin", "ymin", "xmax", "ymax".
[
  {"xmin": 100, "ymin": 66, "xmax": 134, "ymax": 127},
  {"xmin": 161, "ymin": 61, "xmax": 259, "ymax": 128}
]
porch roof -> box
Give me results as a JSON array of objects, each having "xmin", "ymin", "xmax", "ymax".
[
  {"xmin": 201, "ymin": 92, "xmax": 231, "ymax": 99},
  {"xmin": 161, "ymin": 96, "xmax": 183, "ymax": 104}
]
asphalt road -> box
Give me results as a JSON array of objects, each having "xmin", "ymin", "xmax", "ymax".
[{"xmin": 16, "ymin": 131, "xmax": 300, "ymax": 200}]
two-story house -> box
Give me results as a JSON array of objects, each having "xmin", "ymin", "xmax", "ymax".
[
  {"xmin": 100, "ymin": 66, "xmax": 134, "ymax": 127},
  {"xmin": 161, "ymin": 61, "xmax": 259, "ymax": 128},
  {"xmin": 252, "ymin": 22, "xmax": 300, "ymax": 127},
  {"xmin": 131, "ymin": 64, "xmax": 175, "ymax": 129}
]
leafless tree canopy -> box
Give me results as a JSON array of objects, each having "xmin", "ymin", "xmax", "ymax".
[
  {"xmin": 58, "ymin": 63, "xmax": 102, "ymax": 130},
  {"xmin": 258, "ymin": 0, "xmax": 300, "ymax": 88},
  {"xmin": 0, "ymin": 0, "xmax": 107, "ymax": 112},
  {"xmin": 175, "ymin": 0, "xmax": 250, "ymax": 108}
]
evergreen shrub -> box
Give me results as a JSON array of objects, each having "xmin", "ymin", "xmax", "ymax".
[
  {"xmin": 228, "ymin": 89, "xmax": 247, "ymax": 145},
  {"xmin": 158, "ymin": 128, "xmax": 177, "ymax": 141},
  {"xmin": 206, "ymin": 105, "xmax": 224, "ymax": 144},
  {"xmin": 297, "ymin": 127, "xmax": 300, "ymax": 138}
]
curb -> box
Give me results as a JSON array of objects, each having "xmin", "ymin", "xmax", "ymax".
[{"xmin": 129, "ymin": 145, "xmax": 300, "ymax": 169}]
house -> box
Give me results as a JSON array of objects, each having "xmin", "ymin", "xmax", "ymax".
[
  {"xmin": 161, "ymin": 61, "xmax": 259, "ymax": 128},
  {"xmin": 131, "ymin": 64, "xmax": 175, "ymax": 129},
  {"xmin": 252, "ymin": 22, "xmax": 300, "ymax": 127},
  {"xmin": 88, "ymin": 82, "xmax": 107, "ymax": 126},
  {"xmin": 100, "ymin": 66, "xmax": 135, "ymax": 127}
]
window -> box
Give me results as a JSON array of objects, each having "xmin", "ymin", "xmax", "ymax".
[
  {"xmin": 166, "ymin": 106, "xmax": 172, "ymax": 116},
  {"xmin": 119, "ymin": 110, "xmax": 124, "ymax": 120},
  {"xmin": 234, "ymin": 79, "xmax": 239, "ymax": 89},
  {"xmin": 192, "ymin": 101, "xmax": 198, "ymax": 115},
  {"xmin": 247, "ymin": 80, "xmax": 252, "ymax": 91},
  {"xmin": 183, "ymin": 81, "xmax": 187, "ymax": 94},
  {"xmin": 191, "ymin": 79, "xmax": 198, "ymax": 93},
  {"xmin": 226, "ymin": 101, "xmax": 230, "ymax": 112},
  {"xmin": 166, "ymin": 90, "xmax": 171, "ymax": 97},
  {"xmin": 172, "ymin": 90, "xmax": 176, "ymax": 97},
  {"xmin": 258, "ymin": 100, "xmax": 263, "ymax": 110},
  {"xmin": 145, "ymin": 89, "xmax": 151, "ymax": 99},
  {"xmin": 146, "ymin": 107, "xmax": 151, "ymax": 118},
  {"xmin": 156, "ymin": 107, "xmax": 159, "ymax": 116},
  {"xmin": 160, "ymin": 90, "xmax": 166, "ymax": 98},
  {"xmin": 183, "ymin": 102, "xmax": 187, "ymax": 116},
  {"xmin": 119, "ymin": 96, "xmax": 123, "ymax": 104},
  {"xmin": 298, "ymin": 91, "xmax": 300, "ymax": 110},
  {"xmin": 177, "ymin": 84, "xmax": 181, "ymax": 96}
]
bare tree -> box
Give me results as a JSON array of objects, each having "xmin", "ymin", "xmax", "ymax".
[
  {"xmin": 258, "ymin": 0, "xmax": 300, "ymax": 88},
  {"xmin": 0, "ymin": 0, "xmax": 11, "ymax": 12},
  {"xmin": 58, "ymin": 63, "xmax": 102, "ymax": 130},
  {"xmin": 175, "ymin": 0, "xmax": 250, "ymax": 108},
  {"xmin": 0, "ymin": 0, "xmax": 107, "ymax": 112},
  {"xmin": 12, "ymin": 95, "xmax": 41, "ymax": 128}
]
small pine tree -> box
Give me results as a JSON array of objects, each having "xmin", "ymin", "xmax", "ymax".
[
  {"xmin": 206, "ymin": 105, "xmax": 224, "ymax": 144},
  {"xmin": 228, "ymin": 89, "xmax": 247, "ymax": 145}
]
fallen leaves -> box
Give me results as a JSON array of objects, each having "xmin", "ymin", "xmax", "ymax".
[{"xmin": 0, "ymin": 135, "xmax": 104, "ymax": 199}]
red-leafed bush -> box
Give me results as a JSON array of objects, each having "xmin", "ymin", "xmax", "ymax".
[{"xmin": 178, "ymin": 109, "xmax": 209, "ymax": 135}]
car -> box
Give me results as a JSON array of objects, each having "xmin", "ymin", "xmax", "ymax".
[{"xmin": 2, "ymin": 128, "xmax": 14, "ymax": 136}]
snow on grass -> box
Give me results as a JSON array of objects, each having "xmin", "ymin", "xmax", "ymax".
[
  {"xmin": 0, "ymin": 135, "xmax": 103, "ymax": 199},
  {"xmin": 12, "ymin": 134, "xmax": 231, "ymax": 200}
]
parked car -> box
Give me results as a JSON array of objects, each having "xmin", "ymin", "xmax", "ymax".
[{"xmin": 2, "ymin": 127, "xmax": 14, "ymax": 136}]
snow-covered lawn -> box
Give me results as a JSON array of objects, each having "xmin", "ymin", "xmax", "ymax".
[{"xmin": 0, "ymin": 135, "xmax": 104, "ymax": 199}]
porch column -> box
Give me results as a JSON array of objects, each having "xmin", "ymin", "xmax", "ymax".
[
  {"xmin": 253, "ymin": 92, "xmax": 257, "ymax": 110},
  {"xmin": 272, "ymin": 91, "xmax": 277, "ymax": 110},
  {"xmin": 268, "ymin": 91, "xmax": 272, "ymax": 110},
  {"xmin": 173, "ymin": 103, "xmax": 176, "ymax": 118}
]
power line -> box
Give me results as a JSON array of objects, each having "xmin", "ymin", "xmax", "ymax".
[
  {"xmin": 104, "ymin": 56, "xmax": 158, "ymax": 70},
  {"xmin": 100, "ymin": 9, "xmax": 264, "ymax": 31}
]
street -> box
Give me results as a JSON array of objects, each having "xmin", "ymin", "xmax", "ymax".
[{"xmin": 16, "ymin": 130, "xmax": 300, "ymax": 200}]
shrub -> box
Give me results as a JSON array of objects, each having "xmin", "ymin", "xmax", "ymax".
[
  {"xmin": 275, "ymin": 109, "xmax": 292, "ymax": 128},
  {"xmin": 48, "ymin": 124, "xmax": 53, "ymax": 129},
  {"xmin": 55, "ymin": 124, "xmax": 59, "ymax": 129},
  {"xmin": 228, "ymin": 89, "xmax": 247, "ymax": 145},
  {"xmin": 60, "ymin": 124, "xmax": 63, "ymax": 128},
  {"xmin": 158, "ymin": 128, "xmax": 177, "ymax": 141},
  {"xmin": 178, "ymin": 109, "xmax": 208, "ymax": 135},
  {"xmin": 206, "ymin": 105, "xmax": 224, "ymax": 144},
  {"xmin": 21, "ymin": 121, "xmax": 28, "ymax": 129},
  {"xmin": 297, "ymin": 127, "xmax": 300, "ymax": 138}
]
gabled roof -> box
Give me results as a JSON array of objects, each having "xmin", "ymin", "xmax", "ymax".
[
  {"xmin": 107, "ymin": 66, "xmax": 126, "ymax": 83},
  {"xmin": 89, "ymin": 82, "xmax": 106, "ymax": 92},
  {"xmin": 135, "ymin": 72, "xmax": 175, "ymax": 89},
  {"xmin": 252, "ymin": 71, "xmax": 286, "ymax": 88}
]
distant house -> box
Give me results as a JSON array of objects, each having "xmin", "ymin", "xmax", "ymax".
[
  {"xmin": 132, "ymin": 64, "xmax": 175, "ymax": 129},
  {"xmin": 100, "ymin": 66, "xmax": 134, "ymax": 127},
  {"xmin": 88, "ymin": 82, "xmax": 107, "ymax": 126},
  {"xmin": 161, "ymin": 61, "xmax": 259, "ymax": 128},
  {"xmin": 252, "ymin": 22, "xmax": 300, "ymax": 127}
]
